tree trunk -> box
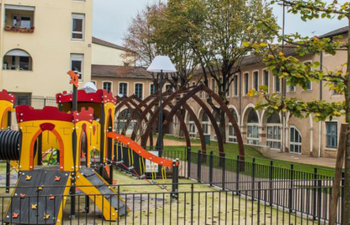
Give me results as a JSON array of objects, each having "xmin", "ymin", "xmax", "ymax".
[
  {"xmin": 329, "ymin": 124, "xmax": 347, "ymax": 225},
  {"xmin": 343, "ymin": 17, "xmax": 350, "ymax": 225},
  {"xmin": 219, "ymin": 109, "xmax": 226, "ymax": 143}
]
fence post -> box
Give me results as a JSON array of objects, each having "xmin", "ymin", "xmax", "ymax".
[
  {"xmin": 289, "ymin": 164, "xmax": 294, "ymax": 212},
  {"xmin": 269, "ymin": 161, "xmax": 273, "ymax": 205},
  {"xmin": 209, "ymin": 151, "xmax": 214, "ymax": 186},
  {"xmin": 313, "ymin": 168, "xmax": 318, "ymax": 220},
  {"xmin": 5, "ymin": 161, "xmax": 10, "ymax": 193},
  {"xmin": 191, "ymin": 183, "xmax": 194, "ymax": 223},
  {"xmin": 257, "ymin": 182, "xmax": 261, "ymax": 224},
  {"xmin": 317, "ymin": 175, "xmax": 322, "ymax": 224},
  {"xmin": 44, "ymin": 97, "xmax": 47, "ymax": 107},
  {"xmin": 172, "ymin": 159, "xmax": 179, "ymax": 199},
  {"xmin": 187, "ymin": 147, "xmax": 191, "ymax": 179},
  {"xmin": 222, "ymin": 153, "xmax": 226, "ymax": 190},
  {"xmin": 236, "ymin": 155, "xmax": 240, "ymax": 193},
  {"xmin": 252, "ymin": 158, "xmax": 256, "ymax": 200},
  {"xmin": 341, "ymin": 171, "xmax": 345, "ymax": 224},
  {"xmin": 197, "ymin": 150, "xmax": 202, "ymax": 183}
]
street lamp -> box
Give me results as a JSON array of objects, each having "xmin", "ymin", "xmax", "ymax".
[{"xmin": 147, "ymin": 56, "xmax": 177, "ymax": 156}]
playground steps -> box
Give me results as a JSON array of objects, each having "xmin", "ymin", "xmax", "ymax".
[
  {"xmin": 80, "ymin": 167, "xmax": 127, "ymax": 216},
  {"xmin": 4, "ymin": 169, "xmax": 70, "ymax": 225}
]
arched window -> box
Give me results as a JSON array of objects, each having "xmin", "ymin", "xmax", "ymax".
[
  {"xmin": 247, "ymin": 109, "xmax": 259, "ymax": 145},
  {"xmin": 228, "ymin": 109, "xmax": 239, "ymax": 143},
  {"xmin": 266, "ymin": 113, "xmax": 281, "ymax": 150},
  {"xmin": 202, "ymin": 112, "xmax": 210, "ymax": 135},
  {"xmin": 188, "ymin": 115, "xmax": 196, "ymax": 138},
  {"xmin": 3, "ymin": 49, "xmax": 32, "ymax": 71},
  {"xmin": 290, "ymin": 126, "xmax": 302, "ymax": 153}
]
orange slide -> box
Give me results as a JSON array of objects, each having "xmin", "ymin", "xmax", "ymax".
[{"xmin": 106, "ymin": 132, "xmax": 177, "ymax": 168}]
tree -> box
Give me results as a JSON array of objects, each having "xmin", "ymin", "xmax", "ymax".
[
  {"xmin": 162, "ymin": 0, "xmax": 276, "ymax": 142},
  {"xmin": 122, "ymin": 3, "xmax": 165, "ymax": 67},
  {"xmin": 245, "ymin": 0, "xmax": 350, "ymax": 223}
]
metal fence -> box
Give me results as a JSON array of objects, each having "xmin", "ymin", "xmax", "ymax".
[
  {"xmin": 0, "ymin": 181, "xmax": 341, "ymax": 225},
  {"xmin": 163, "ymin": 149, "xmax": 342, "ymax": 224}
]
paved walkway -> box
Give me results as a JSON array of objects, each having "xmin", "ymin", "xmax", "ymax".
[{"xmin": 269, "ymin": 150, "xmax": 338, "ymax": 168}]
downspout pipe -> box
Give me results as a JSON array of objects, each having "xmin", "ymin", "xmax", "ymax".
[{"xmin": 318, "ymin": 51, "xmax": 323, "ymax": 158}]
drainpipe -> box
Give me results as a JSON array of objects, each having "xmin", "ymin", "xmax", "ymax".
[
  {"xmin": 238, "ymin": 69, "xmax": 242, "ymax": 127},
  {"xmin": 318, "ymin": 51, "xmax": 323, "ymax": 158}
]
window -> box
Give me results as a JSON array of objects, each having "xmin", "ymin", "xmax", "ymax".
[
  {"xmin": 70, "ymin": 54, "xmax": 84, "ymax": 80},
  {"xmin": 72, "ymin": 14, "xmax": 85, "ymax": 40},
  {"xmin": 266, "ymin": 113, "xmax": 281, "ymax": 150},
  {"xmin": 253, "ymin": 71, "xmax": 259, "ymax": 91},
  {"xmin": 5, "ymin": 5, "xmax": 35, "ymax": 30},
  {"xmin": 234, "ymin": 75, "xmax": 239, "ymax": 96},
  {"xmin": 306, "ymin": 81, "xmax": 312, "ymax": 90},
  {"xmin": 326, "ymin": 122, "xmax": 338, "ymax": 148},
  {"xmin": 289, "ymin": 84, "xmax": 296, "ymax": 92},
  {"xmin": 3, "ymin": 49, "xmax": 32, "ymax": 71},
  {"xmin": 263, "ymin": 70, "xmax": 269, "ymax": 93},
  {"xmin": 290, "ymin": 127, "xmax": 302, "ymax": 154},
  {"xmin": 244, "ymin": 73, "xmax": 249, "ymax": 95},
  {"xmin": 135, "ymin": 83, "xmax": 143, "ymax": 99},
  {"xmin": 150, "ymin": 84, "xmax": 156, "ymax": 95},
  {"xmin": 274, "ymin": 76, "xmax": 280, "ymax": 93},
  {"xmin": 202, "ymin": 113, "xmax": 210, "ymax": 135},
  {"xmin": 119, "ymin": 83, "xmax": 128, "ymax": 96},
  {"xmin": 103, "ymin": 82, "xmax": 112, "ymax": 93},
  {"xmin": 247, "ymin": 110, "xmax": 259, "ymax": 145},
  {"xmin": 189, "ymin": 116, "xmax": 196, "ymax": 138}
]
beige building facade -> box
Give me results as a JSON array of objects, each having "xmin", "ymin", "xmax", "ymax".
[
  {"xmin": 91, "ymin": 27, "xmax": 347, "ymax": 159},
  {"xmin": 0, "ymin": 0, "xmax": 93, "ymax": 102}
]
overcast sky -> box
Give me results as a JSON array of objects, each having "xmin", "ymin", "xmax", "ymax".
[{"xmin": 93, "ymin": 0, "xmax": 348, "ymax": 46}]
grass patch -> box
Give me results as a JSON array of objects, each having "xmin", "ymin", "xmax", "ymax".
[{"xmin": 160, "ymin": 135, "xmax": 335, "ymax": 178}]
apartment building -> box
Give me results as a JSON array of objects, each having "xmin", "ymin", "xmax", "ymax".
[
  {"xmin": 91, "ymin": 26, "xmax": 347, "ymax": 158},
  {"xmin": 0, "ymin": 0, "xmax": 93, "ymax": 103}
]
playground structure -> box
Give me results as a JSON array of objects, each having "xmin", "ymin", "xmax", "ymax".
[{"xmin": 0, "ymin": 72, "xmax": 179, "ymax": 224}]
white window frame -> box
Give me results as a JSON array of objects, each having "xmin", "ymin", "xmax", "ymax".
[
  {"xmin": 266, "ymin": 123, "xmax": 282, "ymax": 150},
  {"xmin": 118, "ymin": 82, "xmax": 129, "ymax": 96},
  {"xmin": 325, "ymin": 121, "xmax": 338, "ymax": 149},
  {"xmin": 233, "ymin": 74, "xmax": 239, "ymax": 97},
  {"xmin": 189, "ymin": 116, "xmax": 196, "ymax": 138},
  {"xmin": 304, "ymin": 60, "xmax": 313, "ymax": 91},
  {"xmin": 243, "ymin": 72, "xmax": 249, "ymax": 95},
  {"xmin": 290, "ymin": 126, "xmax": 302, "ymax": 154},
  {"xmin": 72, "ymin": 13, "xmax": 85, "ymax": 41},
  {"xmin": 70, "ymin": 54, "xmax": 84, "ymax": 80},
  {"xmin": 273, "ymin": 76, "xmax": 281, "ymax": 93},
  {"xmin": 134, "ymin": 82, "xmax": 144, "ymax": 100},
  {"xmin": 150, "ymin": 83, "xmax": 156, "ymax": 95},
  {"xmin": 228, "ymin": 123, "xmax": 237, "ymax": 143},
  {"xmin": 247, "ymin": 123, "xmax": 260, "ymax": 145},
  {"xmin": 252, "ymin": 70, "xmax": 259, "ymax": 91},
  {"xmin": 262, "ymin": 69, "xmax": 269, "ymax": 93},
  {"xmin": 288, "ymin": 84, "xmax": 296, "ymax": 92},
  {"xmin": 102, "ymin": 81, "xmax": 113, "ymax": 93},
  {"xmin": 202, "ymin": 114, "xmax": 210, "ymax": 135}
]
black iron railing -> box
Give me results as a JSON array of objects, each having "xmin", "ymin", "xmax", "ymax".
[{"xmin": 0, "ymin": 181, "xmax": 342, "ymax": 224}]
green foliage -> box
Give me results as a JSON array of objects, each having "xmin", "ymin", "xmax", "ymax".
[{"xmin": 244, "ymin": 0, "xmax": 350, "ymax": 122}]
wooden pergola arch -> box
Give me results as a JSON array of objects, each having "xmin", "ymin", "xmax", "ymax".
[
  {"xmin": 115, "ymin": 85, "xmax": 244, "ymax": 159},
  {"xmin": 115, "ymin": 94, "xmax": 193, "ymax": 150}
]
